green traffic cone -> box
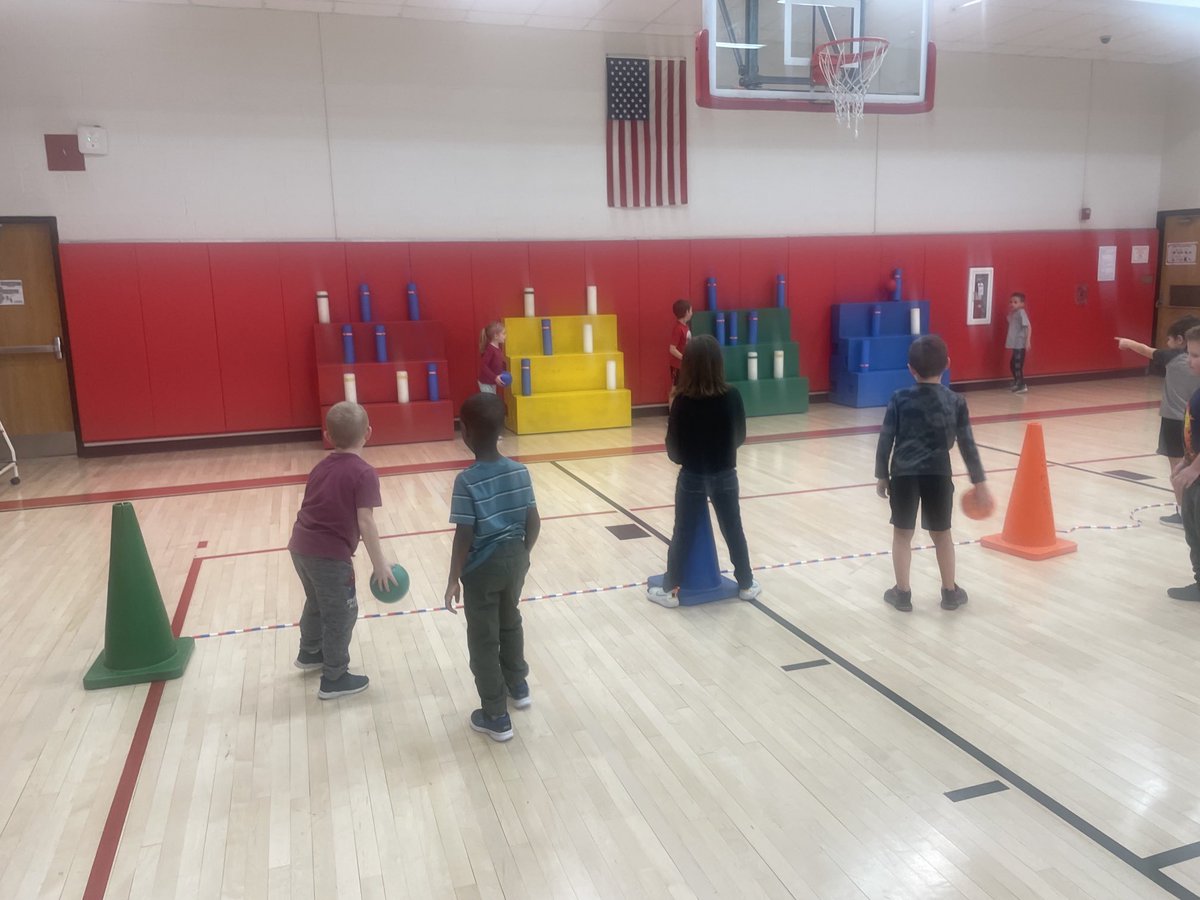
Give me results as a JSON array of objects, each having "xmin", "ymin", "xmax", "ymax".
[{"xmin": 83, "ymin": 502, "xmax": 194, "ymax": 690}]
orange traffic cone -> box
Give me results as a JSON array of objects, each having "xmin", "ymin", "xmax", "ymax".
[{"xmin": 981, "ymin": 423, "xmax": 1077, "ymax": 561}]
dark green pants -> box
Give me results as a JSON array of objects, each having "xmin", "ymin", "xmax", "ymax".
[{"xmin": 462, "ymin": 540, "xmax": 530, "ymax": 717}]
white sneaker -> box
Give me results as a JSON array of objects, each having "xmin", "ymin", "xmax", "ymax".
[
  {"xmin": 738, "ymin": 580, "xmax": 763, "ymax": 601},
  {"xmin": 646, "ymin": 586, "xmax": 680, "ymax": 608}
]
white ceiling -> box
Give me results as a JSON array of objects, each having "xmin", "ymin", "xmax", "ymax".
[{"xmin": 108, "ymin": 0, "xmax": 1200, "ymax": 63}]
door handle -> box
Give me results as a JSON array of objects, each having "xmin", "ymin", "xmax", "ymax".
[{"xmin": 0, "ymin": 337, "xmax": 62, "ymax": 358}]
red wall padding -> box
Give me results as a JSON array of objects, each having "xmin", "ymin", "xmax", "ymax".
[{"xmin": 59, "ymin": 230, "xmax": 1158, "ymax": 443}]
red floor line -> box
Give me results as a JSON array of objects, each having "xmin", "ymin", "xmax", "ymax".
[
  {"xmin": 0, "ymin": 400, "xmax": 1158, "ymax": 513},
  {"xmin": 83, "ymin": 555, "xmax": 202, "ymax": 900},
  {"xmin": 197, "ymin": 509, "xmax": 617, "ymax": 561}
]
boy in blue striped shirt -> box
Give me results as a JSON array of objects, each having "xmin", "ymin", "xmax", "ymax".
[{"xmin": 445, "ymin": 393, "xmax": 540, "ymax": 741}]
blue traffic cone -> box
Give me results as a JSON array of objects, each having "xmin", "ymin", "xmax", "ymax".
[{"xmin": 648, "ymin": 502, "xmax": 741, "ymax": 606}]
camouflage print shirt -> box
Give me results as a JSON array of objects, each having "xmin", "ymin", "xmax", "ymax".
[{"xmin": 875, "ymin": 383, "xmax": 986, "ymax": 484}]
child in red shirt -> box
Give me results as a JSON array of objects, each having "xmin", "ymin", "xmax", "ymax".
[
  {"xmin": 478, "ymin": 321, "xmax": 507, "ymax": 393},
  {"xmin": 669, "ymin": 299, "xmax": 692, "ymax": 389}
]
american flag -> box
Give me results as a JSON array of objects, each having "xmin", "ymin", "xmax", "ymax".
[{"xmin": 606, "ymin": 56, "xmax": 688, "ymax": 208}]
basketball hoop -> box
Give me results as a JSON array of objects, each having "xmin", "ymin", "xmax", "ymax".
[{"xmin": 813, "ymin": 37, "xmax": 890, "ymax": 136}]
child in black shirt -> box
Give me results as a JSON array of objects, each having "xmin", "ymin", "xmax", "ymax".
[
  {"xmin": 647, "ymin": 335, "xmax": 760, "ymax": 607},
  {"xmin": 875, "ymin": 336, "xmax": 991, "ymax": 612}
]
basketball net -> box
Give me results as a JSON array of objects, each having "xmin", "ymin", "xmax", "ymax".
[{"xmin": 814, "ymin": 38, "xmax": 889, "ymax": 137}]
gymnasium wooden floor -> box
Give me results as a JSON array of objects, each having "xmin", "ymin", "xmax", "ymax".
[{"xmin": 3, "ymin": 376, "xmax": 1200, "ymax": 900}]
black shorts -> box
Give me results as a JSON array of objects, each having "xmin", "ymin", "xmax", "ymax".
[
  {"xmin": 1158, "ymin": 417, "xmax": 1185, "ymax": 458},
  {"xmin": 889, "ymin": 474, "xmax": 955, "ymax": 532}
]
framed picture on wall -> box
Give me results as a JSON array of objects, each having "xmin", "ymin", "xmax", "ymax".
[{"xmin": 967, "ymin": 268, "xmax": 993, "ymax": 326}]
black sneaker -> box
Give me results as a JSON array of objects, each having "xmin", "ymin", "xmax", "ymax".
[
  {"xmin": 940, "ymin": 585, "xmax": 969, "ymax": 610},
  {"xmin": 1166, "ymin": 583, "xmax": 1200, "ymax": 602},
  {"xmin": 317, "ymin": 671, "xmax": 369, "ymax": 699},
  {"xmin": 884, "ymin": 587, "xmax": 913, "ymax": 612},
  {"xmin": 1015, "ymin": 385, "xmax": 1028, "ymax": 394},
  {"xmin": 294, "ymin": 649, "xmax": 324, "ymax": 671},
  {"xmin": 508, "ymin": 681, "xmax": 532, "ymax": 709},
  {"xmin": 470, "ymin": 709, "xmax": 514, "ymax": 742}
]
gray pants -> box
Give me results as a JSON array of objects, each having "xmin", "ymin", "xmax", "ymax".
[
  {"xmin": 462, "ymin": 540, "xmax": 530, "ymax": 717},
  {"xmin": 291, "ymin": 551, "xmax": 358, "ymax": 679}
]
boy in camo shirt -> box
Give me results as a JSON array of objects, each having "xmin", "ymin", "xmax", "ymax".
[{"xmin": 875, "ymin": 336, "xmax": 991, "ymax": 613}]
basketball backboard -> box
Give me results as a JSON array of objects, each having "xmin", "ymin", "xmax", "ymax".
[{"xmin": 696, "ymin": 0, "xmax": 934, "ymax": 114}]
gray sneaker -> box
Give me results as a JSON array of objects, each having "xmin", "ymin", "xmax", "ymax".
[
  {"xmin": 884, "ymin": 586, "xmax": 913, "ymax": 612},
  {"xmin": 1015, "ymin": 385, "xmax": 1028, "ymax": 394},
  {"xmin": 318, "ymin": 671, "xmax": 369, "ymax": 699},
  {"xmin": 1161, "ymin": 512, "xmax": 1184, "ymax": 529},
  {"xmin": 940, "ymin": 585, "xmax": 969, "ymax": 610}
]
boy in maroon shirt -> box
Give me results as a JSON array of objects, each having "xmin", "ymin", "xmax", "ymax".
[
  {"xmin": 288, "ymin": 402, "xmax": 396, "ymax": 699},
  {"xmin": 669, "ymin": 299, "xmax": 692, "ymax": 390}
]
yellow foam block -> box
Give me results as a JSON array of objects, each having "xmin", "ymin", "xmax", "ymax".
[
  {"xmin": 505, "ymin": 352, "xmax": 625, "ymax": 394},
  {"xmin": 504, "ymin": 315, "xmax": 620, "ymax": 356},
  {"xmin": 505, "ymin": 388, "xmax": 632, "ymax": 434}
]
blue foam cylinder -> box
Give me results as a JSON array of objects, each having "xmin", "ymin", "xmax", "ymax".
[
  {"xmin": 715, "ymin": 312, "xmax": 726, "ymax": 346},
  {"xmin": 427, "ymin": 363, "xmax": 439, "ymax": 402},
  {"xmin": 892, "ymin": 268, "xmax": 903, "ymax": 302},
  {"xmin": 521, "ymin": 359, "xmax": 531, "ymax": 396},
  {"xmin": 728, "ymin": 312, "xmax": 738, "ymax": 345},
  {"xmin": 748, "ymin": 311, "xmax": 758, "ymax": 346},
  {"xmin": 374, "ymin": 325, "xmax": 387, "ymax": 363},
  {"xmin": 541, "ymin": 318, "xmax": 553, "ymax": 356},
  {"xmin": 358, "ymin": 284, "xmax": 371, "ymax": 322},
  {"xmin": 706, "ymin": 277, "xmax": 717, "ymax": 311},
  {"xmin": 776, "ymin": 275, "xmax": 786, "ymax": 308},
  {"xmin": 341, "ymin": 324, "xmax": 355, "ymax": 364},
  {"xmin": 407, "ymin": 282, "xmax": 419, "ymax": 320},
  {"xmin": 860, "ymin": 341, "xmax": 871, "ymax": 371},
  {"xmin": 870, "ymin": 304, "xmax": 882, "ymax": 336}
]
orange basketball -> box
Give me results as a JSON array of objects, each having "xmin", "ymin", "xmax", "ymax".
[{"xmin": 961, "ymin": 486, "xmax": 995, "ymax": 521}]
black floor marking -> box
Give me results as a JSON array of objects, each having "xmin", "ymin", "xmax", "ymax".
[
  {"xmin": 781, "ymin": 659, "xmax": 831, "ymax": 671},
  {"xmin": 552, "ymin": 461, "xmax": 672, "ymax": 543},
  {"xmin": 607, "ymin": 523, "xmax": 650, "ymax": 541},
  {"xmin": 1145, "ymin": 842, "xmax": 1200, "ymax": 871},
  {"xmin": 747, "ymin": 599, "xmax": 1197, "ymax": 899},
  {"xmin": 976, "ymin": 442, "xmax": 1174, "ymax": 494},
  {"xmin": 556, "ymin": 452, "xmax": 1197, "ymax": 898},
  {"xmin": 1106, "ymin": 469, "xmax": 1154, "ymax": 481},
  {"xmin": 944, "ymin": 780, "xmax": 1009, "ymax": 802}
]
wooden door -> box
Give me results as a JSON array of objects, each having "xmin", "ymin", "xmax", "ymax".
[
  {"xmin": 1155, "ymin": 213, "xmax": 1200, "ymax": 346},
  {"xmin": 0, "ymin": 222, "xmax": 76, "ymax": 457}
]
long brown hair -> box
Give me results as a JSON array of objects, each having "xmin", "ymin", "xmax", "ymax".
[
  {"xmin": 479, "ymin": 320, "xmax": 503, "ymax": 353},
  {"xmin": 675, "ymin": 334, "xmax": 729, "ymax": 399}
]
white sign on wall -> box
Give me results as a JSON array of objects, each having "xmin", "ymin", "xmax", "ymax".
[
  {"xmin": 1097, "ymin": 246, "xmax": 1117, "ymax": 282},
  {"xmin": 1131, "ymin": 245, "xmax": 1150, "ymax": 264},
  {"xmin": 0, "ymin": 280, "xmax": 24, "ymax": 306},
  {"xmin": 1166, "ymin": 242, "xmax": 1198, "ymax": 266}
]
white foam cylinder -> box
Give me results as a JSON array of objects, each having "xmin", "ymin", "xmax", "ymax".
[
  {"xmin": 343, "ymin": 372, "xmax": 357, "ymax": 404},
  {"xmin": 605, "ymin": 359, "xmax": 617, "ymax": 391},
  {"xmin": 773, "ymin": 350, "xmax": 784, "ymax": 380},
  {"xmin": 316, "ymin": 291, "xmax": 330, "ymax": 324},
  {"xmin": 396, "ymin": 370, "xmax": 409, "ymax": 403},
  {"xmin": 586, "ymin": 284, "xmax": 597, "ymax": 316},
  {"xmin": 747, "ymin": 351, "xmax": 758, "ymax": 381},
  {"xmin": 583, "ymin": 323, "xmax": 594, "ymax": 353},
  {"xmin": 910, "ymin": 306, "xmax": 921, "ymax": 335},
  {"xmin": 523, "ymin": 288, "xmax": 535, "ymax": 317}
]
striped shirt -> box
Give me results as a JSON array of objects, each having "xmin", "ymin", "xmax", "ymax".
[{"xmin": 449, "ymin": 457, "xmax": 537, "ymax": 573}]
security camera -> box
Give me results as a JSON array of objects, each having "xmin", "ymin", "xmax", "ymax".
[{"xmin": 1100, "ymin": 34, "xmax": 1112, "ymax": 44}]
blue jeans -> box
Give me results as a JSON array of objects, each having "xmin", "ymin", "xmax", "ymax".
[
  {"xmin": 664, "ymin": 469, "xmax": 753, "ymax": 591},
  {"xmin": 291, "ymin": 552, "xmax": 358, "ymax": 679}
]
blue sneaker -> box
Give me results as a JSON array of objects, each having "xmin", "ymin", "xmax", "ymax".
[
  {"xmin": 470, "ymin": 709, "xmax": 514, "ymax": 742},
  {"xmin": 508, "ymin": 681, "xmax": 532, "ymax": 709}
]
